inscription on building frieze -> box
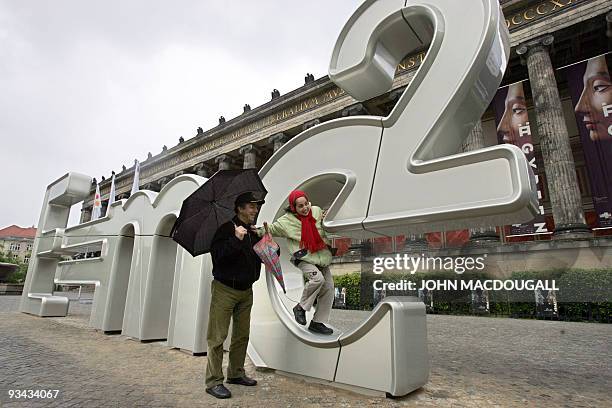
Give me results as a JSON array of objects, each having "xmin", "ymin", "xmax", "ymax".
[
  {"xmin": 504, "ymin": 0, "xmax": 587, "ymax": 31},
  {"xmin": 397, "ymin": 51, "xmax": 427, "ymax": 74},
  {"xmin": 180, "ymin": 87, "xmax": 347, "ymax": 158}
]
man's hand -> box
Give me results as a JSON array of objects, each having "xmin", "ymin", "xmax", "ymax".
[{"xmin": 235, "ymin": 225, "xmax": 248, "ymax": 240}]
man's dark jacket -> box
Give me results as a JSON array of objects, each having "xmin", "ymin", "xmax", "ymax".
[{"xmin": 210, "ymin": 215, "xmax": 263, "ymax": 290}]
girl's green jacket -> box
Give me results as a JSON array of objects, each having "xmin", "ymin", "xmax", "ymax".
[{"xmin": 256, "ymin": 206, "xmax": 332, "ymax": 267}]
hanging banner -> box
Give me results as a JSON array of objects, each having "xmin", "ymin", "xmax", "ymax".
[
  {"xmin": 563, "ymin": 54, "xmax": 612, "ymax": 228},
  {"xmin": 492, "ymin": 81, "xmax": 550, "ymax": 236}
]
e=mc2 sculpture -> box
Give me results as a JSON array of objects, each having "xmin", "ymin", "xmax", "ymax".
[{"xmin": 21, "ymin": 0, "xmax": 537, "ymax": 398}]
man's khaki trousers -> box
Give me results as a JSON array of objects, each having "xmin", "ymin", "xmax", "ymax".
[{"xmin": 205, "ymin": 279, "xmax": 253, "ymax": 388}]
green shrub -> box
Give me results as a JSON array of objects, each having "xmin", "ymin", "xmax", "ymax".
[
  {"xmin": 332, "ymin": 268, "xmax": 611, "ymax": 322},
  {"xmin": 0, "ymin": 251, "xmax": 27, "ymax": 283},
  {"xmin": 6, "ymin": 270, "xmax": 25, "ymax": 283},
  {"xmin": 333, "ymin": 272, "xmax": 361, "ymax": 309},
  {"xmin": 556, "ymin": 269, "xmax": 612, "ymax": 303}
]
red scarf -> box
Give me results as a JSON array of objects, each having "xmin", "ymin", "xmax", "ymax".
[{"xmin": 289, "ymin": 190, "xmax": 327, "ymax": 253}]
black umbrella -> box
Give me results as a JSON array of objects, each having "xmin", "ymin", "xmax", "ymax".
[{"xmin": 171, "ymin": 169, "xmax": 267, "ymax": 256}]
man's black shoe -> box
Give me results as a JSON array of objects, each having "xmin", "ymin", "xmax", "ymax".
[
  {"xmin": 206, "ymin": 384, "xmax": 231, "ymax": 399},
  {"xmin": 226, "ymin": 376, "xmax": 257, "ymax": 386},
  {"xmin": 308, "ymin": 321, "xmax": 333, "ymax": 335},
  {"xmin": 293, "ymin": 304, "xmax": 306, "ymax": 325}
]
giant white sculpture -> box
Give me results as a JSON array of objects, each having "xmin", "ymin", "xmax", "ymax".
[
  {"xmin": 21, "ymin": 0, "xmax": 537, "ymax": 398},
  {"xmin": 21, "ymin": 173, "xmax": 214, "ymax": 353},
  {"xmin": 249, "ymin": 0, "xmax": 537, "ymax": 396}
]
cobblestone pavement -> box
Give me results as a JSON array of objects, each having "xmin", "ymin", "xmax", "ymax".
[{"xmin": 1, "ymin": 295, "xmax": 610, "ymax": 407}]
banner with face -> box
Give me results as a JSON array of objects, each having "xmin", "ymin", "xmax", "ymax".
[
  {"xmin": 564, "ymin": 53, "xmax": 612, "ymax": 228},
  {"xmin": 493, "ymin": 81, "xmax": 550, "ymax": 236}
]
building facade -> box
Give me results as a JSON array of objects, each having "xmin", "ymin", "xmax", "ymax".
[
  {"xmin": 80, "ymin": 0, "xmax": 611, "ymax": 261},
  {"xmin": 0, "ymin": 225, "xmax": 36, "ymax": 264}
]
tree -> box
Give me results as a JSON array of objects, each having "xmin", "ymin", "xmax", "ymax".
[{"xmin": 0, "ymin": 251, "xmax": 27, "ymax": 283}]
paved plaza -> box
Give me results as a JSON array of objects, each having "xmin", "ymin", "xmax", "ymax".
[{"xmin": 0, "ymin": 294, "xmax": 610, "ymax": 407}]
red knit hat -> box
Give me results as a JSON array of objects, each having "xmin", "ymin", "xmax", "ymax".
[
  {"xmin": 288, "ymin": 190, "xmax": 307, "ymax": 212},
  {"xmin": 288, "ymin": 190, "xmax": 326, "ymax": 253}
]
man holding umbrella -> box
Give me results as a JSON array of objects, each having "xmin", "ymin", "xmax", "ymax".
[
  {"xmin": 171, "ymin": 169, "xmax": 268, "ymax": 399},
  {"xmin": 204, "ymin": 191, "xmax": 265, "ymax": 399}
]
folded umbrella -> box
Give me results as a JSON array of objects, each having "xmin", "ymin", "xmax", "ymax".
[
  {"xmin": 171, "ymin": 169, "xmax": 267, "ymax": 256},
  {"xmin": 253, "ymin": 223, "xmax": 286, "ymax": 293}
]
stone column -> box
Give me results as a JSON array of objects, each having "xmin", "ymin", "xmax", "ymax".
[
  {"xmin": 462, "ymin": 121, "xmax": 499, "ymax": 243},
  {"xmin": 388, "ymin": 87, "xmax": 406, "ymax": 104},
  {"xmin": 516, "ymin": 35, "xmax": 590, "ymax": 237},
  {"xmin": 215, "ymin": 154, "xmax": 232, "ymax": 171},
  {"xmin": 158, "ymin": 177, "xmax": 170, "ymax": 189},
  {"xmin": 239, "ymin": 144, "xmax": 260, "ymax": 169},
  {"xmin": 341, "ymin": 103, "xmax": 368, "ymax": 117},
  {"xmin": 193, "ymin": 163, "xmax": 210, "ymax": 178},
  {"xmin": 146, "ymin": 182, "xmax": 162, "ymax": 192},
  {"xmin": 268, "ymin": 132, "xmax": 288, "ymax": 153},
  {"xmin": 302, "ymin": 119, "xmax": 320, "ymax": 131}
]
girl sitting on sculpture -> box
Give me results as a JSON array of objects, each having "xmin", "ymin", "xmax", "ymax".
[{"xmin": 255, "ymin": 190, "xmax": 334, "ymax": 335}]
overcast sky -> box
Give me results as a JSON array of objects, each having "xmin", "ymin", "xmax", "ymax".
[{"xmin": 0, "ymin": 0, "xmax": 360, "ymax": 229}]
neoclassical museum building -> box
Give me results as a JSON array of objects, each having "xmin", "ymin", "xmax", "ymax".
[{"xmin": 80, "ymin": 0, "xmax": 612, "ymax": 273}]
